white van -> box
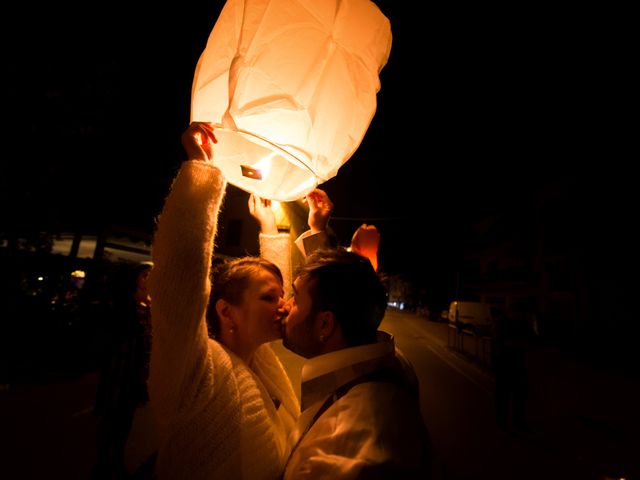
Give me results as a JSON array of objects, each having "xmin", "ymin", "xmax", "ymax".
[{"xmin": 448, "ymin": 301, "xmax": 493, "ymax": 335}]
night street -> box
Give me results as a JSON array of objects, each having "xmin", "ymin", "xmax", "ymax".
[{"xmin": 378, "ymin": 311, "xmax": 640, "ymax": 479}]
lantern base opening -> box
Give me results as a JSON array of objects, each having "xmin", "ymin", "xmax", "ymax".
[{"xmin": 213, "ymin": 128, "xmax": 318, "ymax": 202}]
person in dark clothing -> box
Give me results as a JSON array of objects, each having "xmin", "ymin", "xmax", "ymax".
[
  {"xmin": 492, "ymin": 306, "xmax": 535, "ymax": 433},
  {"xmin": 92, "ymin": 261, "xmax": 153, "ymax": 479}
]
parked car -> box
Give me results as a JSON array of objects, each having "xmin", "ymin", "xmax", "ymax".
[{"xmin": 448, "ymin": 301, "xmax": 493, "ymax": 335}]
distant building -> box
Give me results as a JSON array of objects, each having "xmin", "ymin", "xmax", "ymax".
[{"xmin": 454, "ymin": 177, "xmax": 635, "ymax": 368}]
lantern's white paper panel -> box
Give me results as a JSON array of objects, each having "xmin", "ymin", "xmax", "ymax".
[{"xmin": 191, "ymin": 0, "xmax": 391, "ymax": 201}]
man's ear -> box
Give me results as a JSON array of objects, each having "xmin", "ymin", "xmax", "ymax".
[{"xmin": 317, "ymin": 310, "xmax": 337, "ymax": 338}]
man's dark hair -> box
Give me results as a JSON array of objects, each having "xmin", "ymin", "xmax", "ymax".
[{"xmin": 297, "ymin": 248, "xmax": 387, "ymax": 346}]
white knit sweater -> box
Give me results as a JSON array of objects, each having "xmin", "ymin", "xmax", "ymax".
[{"xmin": 148, "ymin": 161, "xmax": 299, "ymax": 479}]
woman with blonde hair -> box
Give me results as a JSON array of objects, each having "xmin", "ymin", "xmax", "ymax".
[{"xmin": 147, "ymin": 122, "xmax": 299, "ymax": 479}]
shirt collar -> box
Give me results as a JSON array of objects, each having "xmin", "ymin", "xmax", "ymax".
[{"xmin": 300, "ymin": 331, "xmax": 395, "ymax": 410}]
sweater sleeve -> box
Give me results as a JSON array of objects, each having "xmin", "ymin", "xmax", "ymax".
[
  {"xmin": 259, "ymin": 232, "xmax": 292, "ymax": 299},
  {"xmin": 148, "ymin": 160, "xmax": 226, "ymax": 420}
]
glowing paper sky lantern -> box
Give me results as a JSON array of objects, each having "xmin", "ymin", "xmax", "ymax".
[{"xmin": 191, "ymin": 0, "xmax": 392, "ymax": 201}]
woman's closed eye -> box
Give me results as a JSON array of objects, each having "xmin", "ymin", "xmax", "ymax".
[{"xmin": 260, "ymin": 293, "xmax": 279, "ymax": 303}]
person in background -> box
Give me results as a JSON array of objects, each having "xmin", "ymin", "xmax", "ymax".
[
  {"xmin": 92, "ymin": 261, "xmax": 153, "ymax": 480},
  {"xmin": 492, "ymin": 304, "xmax": 536, "ymax": 434}
]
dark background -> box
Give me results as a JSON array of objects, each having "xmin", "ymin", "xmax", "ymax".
[{"xmin": 1, "ymin": 1, "xmax": 633, "ymax": 279}]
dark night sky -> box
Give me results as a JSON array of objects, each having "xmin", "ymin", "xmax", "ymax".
[{"xmin": 1, "ymin": 1, "xmax": 633, "ymax": 279}]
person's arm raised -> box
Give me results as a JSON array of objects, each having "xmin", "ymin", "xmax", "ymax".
[
  {"xmin": 294, "ymin": 189, "xmax": 334, "ymax": 257},
  {"xmin": 250, "ymin": 194, "xmax": 293, "ymax": 299},
  {"xmin": 148, "ymin": 122, "xmax": 226, "ymax": 419}
]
